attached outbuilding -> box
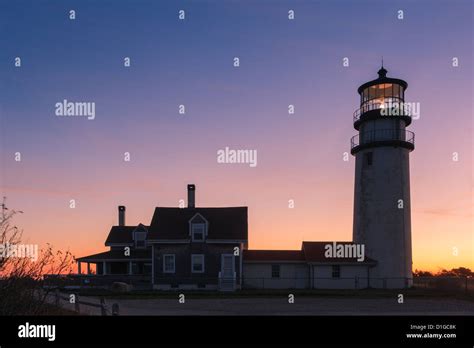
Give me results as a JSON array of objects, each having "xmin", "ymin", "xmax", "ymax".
[{"xmin": 243, "ymin": 242, "xmax": 377, "ymax": 290}]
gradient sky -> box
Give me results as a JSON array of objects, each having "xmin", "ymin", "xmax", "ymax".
[{"xmin": 0, "ymin": 0, "xmax": 472, "ymax": 272}]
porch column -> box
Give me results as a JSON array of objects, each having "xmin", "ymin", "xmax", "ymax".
[
  {"xmin": 78, "ymin": 262, "xmax": 82, "ymax": 275},
  {"xmin": 87, "ymin": 263, "xmax": 91, "ymax": 275},
  {"xmin": 103, "ymin": 262, "xmax": 107, "ymax": 275},
  {"xmin": 239, "ymin": 243, "xmax": 243, "ymax": 287}
]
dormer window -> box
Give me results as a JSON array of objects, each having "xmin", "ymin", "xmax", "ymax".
[
  {"xmin": 134, "ymin": 231, "xmax": 147, "ymax": 248},
  {"xmin": 189, "ymin": 213, "xmax": 208, "ymax": 242},
  {"xmin": 192, "ymin": 223, "xmax": 205, "ymax": 242},
  {"xmin": 133, "ymin": 224, "xmax": 148, "ymax": 248}
]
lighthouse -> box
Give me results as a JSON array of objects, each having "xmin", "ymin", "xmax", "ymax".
[{"xmin": 351, "ymin": 66, "xmax": 414, "ymax": 289}]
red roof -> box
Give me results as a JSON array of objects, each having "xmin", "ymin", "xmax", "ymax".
[
  {"xmin": 243, "ymin": 250, "xmax": 305, "ymax": 262},
  {"xmin": 302, "ymin": 241, "xmax": 376, "ymax": 263},
  {"xmin": 243, "ymin": 242, "xmax": 377, "ymax": 264}
]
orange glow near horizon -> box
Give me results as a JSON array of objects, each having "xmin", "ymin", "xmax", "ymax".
[{"xmin": 5, "ymin": 170, "xmax": 473, "ymax": 274}]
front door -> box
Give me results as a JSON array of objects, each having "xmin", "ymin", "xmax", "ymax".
[
  {"xmin": 220, "ymin": 254, "xmax": 235, "ymax": 291},
  {"xmin": 221, "ymin": 254, "xmax": 234, "ymax": 278}
]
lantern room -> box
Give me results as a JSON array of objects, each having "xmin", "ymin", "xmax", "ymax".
[
  {"xmin": 357, "ymin": 67, "xmax": 407, "ymax": 111},
  {"xmin": 353, "ymin": 67, "xmax": 410, "ymax": 129}
]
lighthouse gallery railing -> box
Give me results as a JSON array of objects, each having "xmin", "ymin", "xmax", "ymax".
[
  {"xmin": 351, "ymin": 129, "xmax": 415, "ymax": 149},
  {"xmin": 353, "ymin": 99, "xmax": 411, "ymax": 122}
]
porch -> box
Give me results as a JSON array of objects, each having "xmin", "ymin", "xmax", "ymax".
[{"xmin": 75, "ymin": 249, "xmax": 152, "ymax": 284}]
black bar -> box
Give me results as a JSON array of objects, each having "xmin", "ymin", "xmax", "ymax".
[{"xmin": 0, "ymin": 316, "xmax": 472, "ymax": 346}]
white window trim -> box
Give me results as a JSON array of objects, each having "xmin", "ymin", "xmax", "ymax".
[
  {"xmin": 163, "ymin": 254, "xmax": 176, "ymax": 273},
  {"xmin": 188, "ymin": 213, "xmax": 209, "ymax": 238},
  {"xmin": 191, "ymin": 254, "xmax": 205, "ymax": 273},
  {"xmin": 191, "ymin": 223, "xmax": 206, "ymax": 242}
]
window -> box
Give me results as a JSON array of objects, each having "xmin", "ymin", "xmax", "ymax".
[
  {"xmin": 191, "ymin": 254, "xmax": 205, "ymax": 273},
  {"xmin": 368, "ymin": 85, "xmax": 377, "ymax": 100},
  {"xmin": 163, "ymin": 254, "xmax": 175, "ymax": 273},
  {"xmin": 332, "ymin": 265, "xmax": 341, "ymax": 278},
  {"xmin": 365, "ymin": 152, "xmax": 373, "ymax": 166},
  {"xmin": 382, "ymin": 83, "xmax": 392, "ymax": 98},
  {"xmin": 135, "ymin": 231, "xmax": 146, "ymax": 248},
  {"xmin": 191, "ymin": 223, "xmax": 205, "ymax": 242},
  {"xmin": 271, "ymin": 264, "xmax": 280, "ymax": 278},
  {"xmin": 374, "ymin": 84, "xmax": 382, "ymax": 99},
  {"xmin": 361, "ymin": 89, "xmax": 368, "ymax": 105},
  {"xmin": 392, "ymin": 84, "xmax": 400, "ymax": 99}
]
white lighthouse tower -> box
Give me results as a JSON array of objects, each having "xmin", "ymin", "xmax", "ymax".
[{"xmin": 351, "ymin": 66, "xmax": 414, "ymax": 289}]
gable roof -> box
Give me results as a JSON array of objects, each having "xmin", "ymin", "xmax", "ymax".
[
  {"xmin": 105, "ymin": 224, "xmax": 148, "ymax": 245},
  {"xmin": 302, "ymin": 241, "xmax": 376, "ymax": 264},
  {"xmin": 243, "ymin": 250, "xmax": 305, "ymax": 262},
  {"xmin": 189, "ymin": 213, "xmax": 207, "ymax": 224},
  {"xmin": 147, "ymin": 207, "xmax": 248, "ymax": 241}
]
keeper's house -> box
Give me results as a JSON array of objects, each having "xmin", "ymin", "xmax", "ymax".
[{"xmin": 77, "ymin": 185, "xmax": 375, "ymax": 291}]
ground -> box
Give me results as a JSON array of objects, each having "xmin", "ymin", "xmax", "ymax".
[{"xmin": 54, "ymin": 295, "xmax": 474, "ymax": 316}]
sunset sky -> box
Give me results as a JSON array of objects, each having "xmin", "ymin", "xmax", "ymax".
[{"xmin": 0, "ymin": 0, "xmax": 472, "ymax": 272}]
